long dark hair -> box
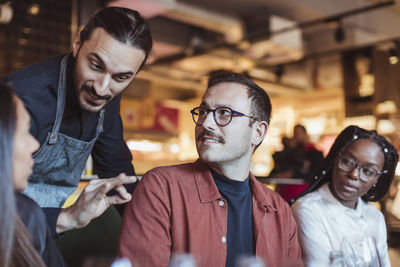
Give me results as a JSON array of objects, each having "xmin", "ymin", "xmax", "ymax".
[
  {"xmin": 291, "ymin": 125, "xmax": 398, "ymax": 204},
  {"xmin": 0, "ymin": 81, "xmax": 45, "ymax": 267}
]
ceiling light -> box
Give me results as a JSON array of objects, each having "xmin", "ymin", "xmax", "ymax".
[
  {"xmin": 388, "ymin": 41, "xmax": 400, "ymax": 64},
  {"xmin": 376, "ymin": 100, "xmax": 398, "ymax": 114},
  {"xmin": 389, "ymin": 54, "xmax": 398, "ymax": 65},
  {"xmin": 22, "ymin": 27, "xmax": 32, "ymax": 34},
  {"xmin": 0, "ymin": 2, "xmax": 13, "ymax": 24},
  {"xmin": 377, "ymin": 119, "xmax": 396, "ymax": 134},
  {"xmin": 28, "ymin": 4, "xmax": 40, "ymax": 15}
]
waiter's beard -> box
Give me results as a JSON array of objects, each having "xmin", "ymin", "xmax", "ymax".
[{"xmin": 77, "ymin": 83, "xmax": 112, "ymax": 113}]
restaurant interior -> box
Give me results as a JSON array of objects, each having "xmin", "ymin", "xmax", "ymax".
[{"xmin": 2, "ymin": 0, "xmax": 400, "ymax": 265}]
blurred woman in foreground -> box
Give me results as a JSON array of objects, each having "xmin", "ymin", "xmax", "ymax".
[
  {"xmin": 0, "ymin": 81, "xmax": 65, "ymax": 266},
  {"xmin": 291, "ymin": 125, "xmax": 398, "ymax": 266}
]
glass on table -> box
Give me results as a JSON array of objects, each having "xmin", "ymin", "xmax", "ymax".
[
  {"xmin": 236, "ymin": 255, "xmax": 265, "ymax": 267},
  {"xmin": 169, "ymin": 253, "xmax": 197, "ymax": 267}
]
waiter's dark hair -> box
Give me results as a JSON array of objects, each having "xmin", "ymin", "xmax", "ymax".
[
  {"xmin": 207, "ymin": 70, "xmax": 272, "ymax": 126},
  {"xmin": 80, "ymin": 7, "xmax": 152, "ymax": 68},
  {"xmin": 0, "ymin": 80, "xmax": 45, "ymax": 267},
  {"xmin": 291, "ymin": 125, "xmax": 398, "ymax": 205}
]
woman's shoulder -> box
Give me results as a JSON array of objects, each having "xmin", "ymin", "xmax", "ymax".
[
  {"xmin": 15, "ymin": 193, "xmax": 47, "ymax": 229},
  {"xmin": 293, "ymin": 187, "xmax": 324, "ymax": 209},
  {"xmin": 16, "ymin": 193, "xmax": 42, "ymax": 211},
  {"xmin": 360, "ymin": 199, "xmax": 385, "ymax": 220},
  {"xmin": 292, "ymin": 192, "xmax": 323, "ymax": 220}
]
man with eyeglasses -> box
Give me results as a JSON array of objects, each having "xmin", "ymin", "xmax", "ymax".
[{"xmin": 118, "ymin": 70, "xmax": 303, "ymax": 267}]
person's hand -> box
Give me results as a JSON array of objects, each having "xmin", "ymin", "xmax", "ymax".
[{"xmin": 56, "ymin": 173, "xmax": 137, "ymax": 234}]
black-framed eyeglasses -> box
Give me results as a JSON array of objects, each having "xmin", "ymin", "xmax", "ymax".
[
  {"xmin": 190, "ymin": 106, "xmax": 260, "ymax": 126},
  {"xmin": 337, "ymin": 153, "xmax": 383, "ymax": 182}
]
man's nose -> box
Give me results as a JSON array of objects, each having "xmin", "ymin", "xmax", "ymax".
[
  {"xmin": 201, "ymin": 111, "xmax": 217, "ymax": 129},
  {"xmin": 94, "ymin": 75, "xmax": 111, "ymax": 97}
]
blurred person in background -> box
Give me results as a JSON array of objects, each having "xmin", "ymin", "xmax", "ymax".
[
  {"xmin": 7, "ymin": 6, "xmax": 152, "ymax": 237},
  {"xmin": 268, "ymin": 136, "xmax": 303, "ymax": 179},
  {"xmin": 270, "ymin": 124, "xmax": 324, "ymax": 202},
  {"xmin": 0, "ymin": 81, "xmax": 66, "ymax": 267},
  {"xmin": 291, "ymin": 125, "xmax": 398, "ymax": 266},
  {"xmin": 118, "ymin": 70, "xmax": 303, "ymax": 267},
  {"xmin": 291, "ymin": 124, "xmax": 324, "ymax": 181}
]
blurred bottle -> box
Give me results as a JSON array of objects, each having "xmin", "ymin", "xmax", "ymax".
[
  {"xmin": 169, "ymin": 253, "xmax": 197, "ymax": 267},
  {"xmin": 236, "ymin": 256, "xmax": 265, "ymax": 267},
  {"xmin": 85, "ymin": 154, "xmax": 93, "ymax": 176}
]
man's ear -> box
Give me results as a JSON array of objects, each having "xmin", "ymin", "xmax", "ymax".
[
  {"xmin": 72, "ymin": 27, "xmax": 84, "ymax": 57},
  {"xmin": 252, "ymin": 121, "xmax": 268, "ymax": 147}
]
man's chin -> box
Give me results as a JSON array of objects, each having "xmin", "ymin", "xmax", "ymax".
[
  {"xmin": 80, "ymin": 101, "xmax": 105, "ymax": 113},
  {"xmin": 198, "ymin": 151, "xmax": 217, "ymax": 164}
]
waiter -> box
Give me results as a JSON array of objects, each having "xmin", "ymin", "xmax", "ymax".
[{"xmin": 8, "ymin": 7, "xmax": 152, "ymax": 236}]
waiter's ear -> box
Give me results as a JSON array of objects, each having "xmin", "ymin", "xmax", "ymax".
[{"xmin": 72, "ymin": 27, "xmax": 84, "ymax": 58}]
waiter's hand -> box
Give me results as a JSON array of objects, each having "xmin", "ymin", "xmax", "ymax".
[{"xmin": 56, "ymin": 173, "xmax": 137, "ymax": 234}]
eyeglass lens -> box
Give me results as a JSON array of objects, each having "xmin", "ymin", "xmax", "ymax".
[
  {"xmin": 338, "ymin": 156, "xmax": 380, "ymax": 181},
  {"xmin": 192, "ymin": 107, "xmax": 233, "ymax": 126}
]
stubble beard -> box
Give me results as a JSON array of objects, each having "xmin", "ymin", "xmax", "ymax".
[{"xmin": 76, "ymin": 82, "xmax": 112, "ymax": 113}]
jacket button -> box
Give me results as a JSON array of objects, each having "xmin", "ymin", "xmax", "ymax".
[
  {"xmin": 221, "ymin": 236, "xmax": 226, "ymax": 243},
  {"xmin": 218, "ymin": 200, "xmax": 225, "ymax": 207}
]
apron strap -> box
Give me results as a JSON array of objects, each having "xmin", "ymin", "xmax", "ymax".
[
  {"xmin": 96, "ymin": 109, "xmax": 105, "ymax": 136},
  {"xmin": 49, "ymin": 55, "xmax": 69, "ymax": 145}
]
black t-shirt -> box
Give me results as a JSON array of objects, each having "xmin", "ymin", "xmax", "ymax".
[{"xmin": 211, "ymin": 169, "xmax": 255, "ymax": 267}]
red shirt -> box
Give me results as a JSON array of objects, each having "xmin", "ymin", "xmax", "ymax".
[{"xmin": 118, "ymin": 160, "xmax": 303, "ymax": 267}]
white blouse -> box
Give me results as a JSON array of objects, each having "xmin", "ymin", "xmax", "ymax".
[{"xmin": 292, "ymin": 183, "xmax": 390, "ymax": 267}]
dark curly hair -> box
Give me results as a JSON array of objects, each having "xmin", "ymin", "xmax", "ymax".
[{"xmin": 291, "ymin": 125, "xmax": 398, "ymax": 204}]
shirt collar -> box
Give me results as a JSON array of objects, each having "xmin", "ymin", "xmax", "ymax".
[
  {"xmin": 193, "ymin": 159, "xmax": 222, "ymax": 203},
  {"xmin": 211, "ymin": 168, "xmax": 250, "ymax": 194},
  {"xmin": 193, "ymin": 159, "xmax": 277, "ymax": 212},
  {"xmin": 249, "ymin": 173, "xmax": 277, "ymax": 212},
  {"xmin": 320, "ymin": 183, "xmax": 365, "ymax": 218}
]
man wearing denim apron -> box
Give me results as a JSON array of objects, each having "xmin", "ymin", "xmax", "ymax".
[{"xmin": 9, "ymin": 7, "xmax": 153, "ymax": 237}]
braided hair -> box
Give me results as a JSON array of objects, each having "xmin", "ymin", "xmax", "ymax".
[{"xmin": 290, "ymin": 125, "xmax": 398, "ymax": 205}]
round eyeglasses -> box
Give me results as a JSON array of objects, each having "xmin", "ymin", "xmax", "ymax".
[
  {"xmin": 337, "ymin": 154, "xmax": 383, "ymax": 182},
  {"xmin": 190, "ymin": 106, "xmax": 259, "ymax": 127}
]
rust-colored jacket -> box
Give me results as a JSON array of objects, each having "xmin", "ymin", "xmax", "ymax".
[{"xmin": 118, "ymin": 160, "xmax": 303, "ymax": 267}]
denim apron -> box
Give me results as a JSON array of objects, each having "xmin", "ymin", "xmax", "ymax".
[{"xmin": 24, "ymin": 55, "xmax": 105, "ymax": 208}]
